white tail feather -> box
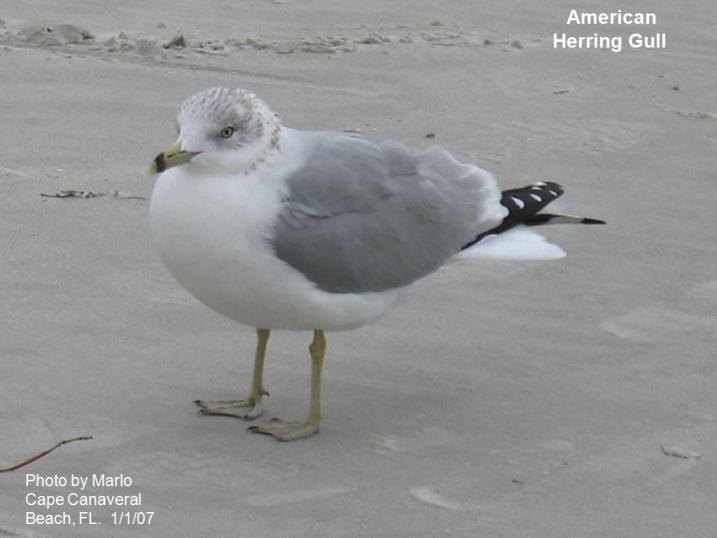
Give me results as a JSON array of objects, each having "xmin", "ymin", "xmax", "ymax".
[{"xmin": 454, "ymin": 225, "xmax": 566, "ymax": 261}]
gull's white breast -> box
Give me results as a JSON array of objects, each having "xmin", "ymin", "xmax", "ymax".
[{"xmin": 149, "ymin": 145, "xmax": 405, "ymax": 331}]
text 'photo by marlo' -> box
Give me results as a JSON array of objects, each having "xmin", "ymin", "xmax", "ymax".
[{"xmin": 1, "ymin": 1, "xmax": 715, "ymax": 537}]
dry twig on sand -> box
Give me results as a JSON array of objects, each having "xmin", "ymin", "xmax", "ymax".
[{"xmin": 0, "ymin": 436, "xmax": 93, "ymax": 473}]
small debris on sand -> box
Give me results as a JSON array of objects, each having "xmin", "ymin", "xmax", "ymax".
[
  {"xmin": 21, "ymin": 24, "xmax": 94, "ymax": 46},
  {"xmin": 244, "ymin": 36, "xmax": 271, "ymax": 50},
  {"xmin": 40, "ymin": 190, "xmax": 145, "ymax": 200},
  {"xmin": 136, "ymin": 39, "xmax": 160, "ymax": 56},
  {"xmin": 299, "ymin": 36, "xmax": 355, "ymax": 53},
  {"xmin": 0, "ymin": 436, "xmax": 93, "ymax": 473},
  {"xmin": 41, "ymin": 189, "xmax": 100, "ymax": 199},
  {"xmin": 660, "ymin": 444, "xmax": 702, "ymax": 459},
  {"xmin": 356, "ymin": 34, "xmax": 390, "ymax": 45},
  {"xmin": 163, "ymin": 33, "xmax": 187, "ymax": 49},
  {"xmin": 662, "ymin": 106, "xmax": 717, "ymax": 120},
  {"xmin": 274, "ymin": 42, "xmax": 298, "ymax": 54}
]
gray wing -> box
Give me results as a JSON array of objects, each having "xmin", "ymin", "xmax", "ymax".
[{"xmin": 272, "ymin": 132, "xmax": 505, "ymax": 294}]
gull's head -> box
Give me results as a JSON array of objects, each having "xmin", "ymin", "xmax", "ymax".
[{"xmin": 150, "ymin": 87, "xmax": 282, "ymax": 175}]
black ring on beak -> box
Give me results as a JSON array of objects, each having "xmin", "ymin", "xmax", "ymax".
[{"xmin": 154, "ymin": 153, "xmax": 167, "ymax": 173}]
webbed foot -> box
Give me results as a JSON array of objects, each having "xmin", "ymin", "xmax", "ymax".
[
  {"xmin": 248, "ymin": 417, "xmax": 319, "ymax": 441},
  {"xmin": 194, "ymin": 397, "xmax": 265, "ymax": 420}
]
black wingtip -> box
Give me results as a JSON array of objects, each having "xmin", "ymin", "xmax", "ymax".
[
  {"xmin": 461, "ymin": 181, "xmax": 563, "ymax": 250},
  {"xmin": 461, "ymin": 181, "xmax": 603, "ymax": 251}
]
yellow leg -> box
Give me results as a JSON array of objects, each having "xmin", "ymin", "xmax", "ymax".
[
  {"xmin": 195, "ymin": 328, "xmax": 270, "ymax": 420},
  {"xmin": 248, "ymin": 328, "xmax": 270, "ymax": 401},
  {"xmin": 308, "ymin": 329, "xmax": 326, "ymax": 425},
  {"xmin": 249, "ymin": 329, "xmax": 326, "ymax": 441}
]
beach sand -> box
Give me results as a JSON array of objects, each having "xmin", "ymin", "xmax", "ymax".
[{"xmin": 2, "ymin": 1, "xmax": 716, "ymax": 536}]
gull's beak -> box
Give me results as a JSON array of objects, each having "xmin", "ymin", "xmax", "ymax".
[{"xmin": 149, "ymin": 142, "xmax": 201, "ymax": 174}]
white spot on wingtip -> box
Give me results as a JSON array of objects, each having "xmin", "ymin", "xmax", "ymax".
[
  {"xmin": 534, "ymin": 181, "xmax": 547, "ymax": 186},
  {"xmin": 548, "ymin": 190, "xmax": 558, "ymax": 196},
  {"xmin": 530, "ymin": 193, "xmax": 542, "ymax": 202},
  {"xmin": 511, "ymin": 196, "xmax": 525, "ymax": 209}
]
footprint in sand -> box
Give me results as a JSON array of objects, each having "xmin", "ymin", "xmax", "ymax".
[
  {"xmin": 240, "ymin": 487, "xmax": 354, "ymax": 507},
  {"xmin": 687, "ymin": 280, "xmax": 717, "ymax": 302},
  {"xmin": 409, "ymin": 486, "xmax": 460, "ymax": 510},
  {"xmin": 601, "ymin": 307, "xmax": 717, "ymax": 343},
  {"xmin": 370, "ymin": 426, "xmax": 461, "ymax": 454}
]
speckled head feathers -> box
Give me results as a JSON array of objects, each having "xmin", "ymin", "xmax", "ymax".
[
  {"xmin": 175, "ymin": 87, "xmax": 282, "ymax": 170},
  {"xmin": 179, "ymin": 87, "xmax": 264, "ymax": 127}
]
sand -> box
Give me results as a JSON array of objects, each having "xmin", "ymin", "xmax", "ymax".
[{"xmin": 1, "ymin": 1, "xmax": 716, "ymax": 536}]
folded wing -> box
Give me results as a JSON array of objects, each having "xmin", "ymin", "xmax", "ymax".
[{"xmin": 272, "ymin": 133, "xmax": 506, "ymax": 293}]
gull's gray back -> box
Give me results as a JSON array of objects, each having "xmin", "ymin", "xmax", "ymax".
[{"xmin": 272, "ymin": 132, "xmax": 504, "ymax": 294}]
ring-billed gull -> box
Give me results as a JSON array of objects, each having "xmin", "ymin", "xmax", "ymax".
[{"xmin": 149, "ymin": 87, "xmax": 603, "ymax": 441}]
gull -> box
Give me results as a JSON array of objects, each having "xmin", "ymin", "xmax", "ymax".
[{"xmin": 149, "ymin": 87, "xmax": 603, "ymax": 441}]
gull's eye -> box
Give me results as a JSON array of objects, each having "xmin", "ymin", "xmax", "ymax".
[{"xmin": 219, "ymin": 126, "xmax": 235, "ymax": 138}]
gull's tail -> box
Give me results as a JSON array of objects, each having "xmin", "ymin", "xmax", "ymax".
[{"xmin": 456, "ymin": 181, "xmax": 605, "ymax": 261}]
